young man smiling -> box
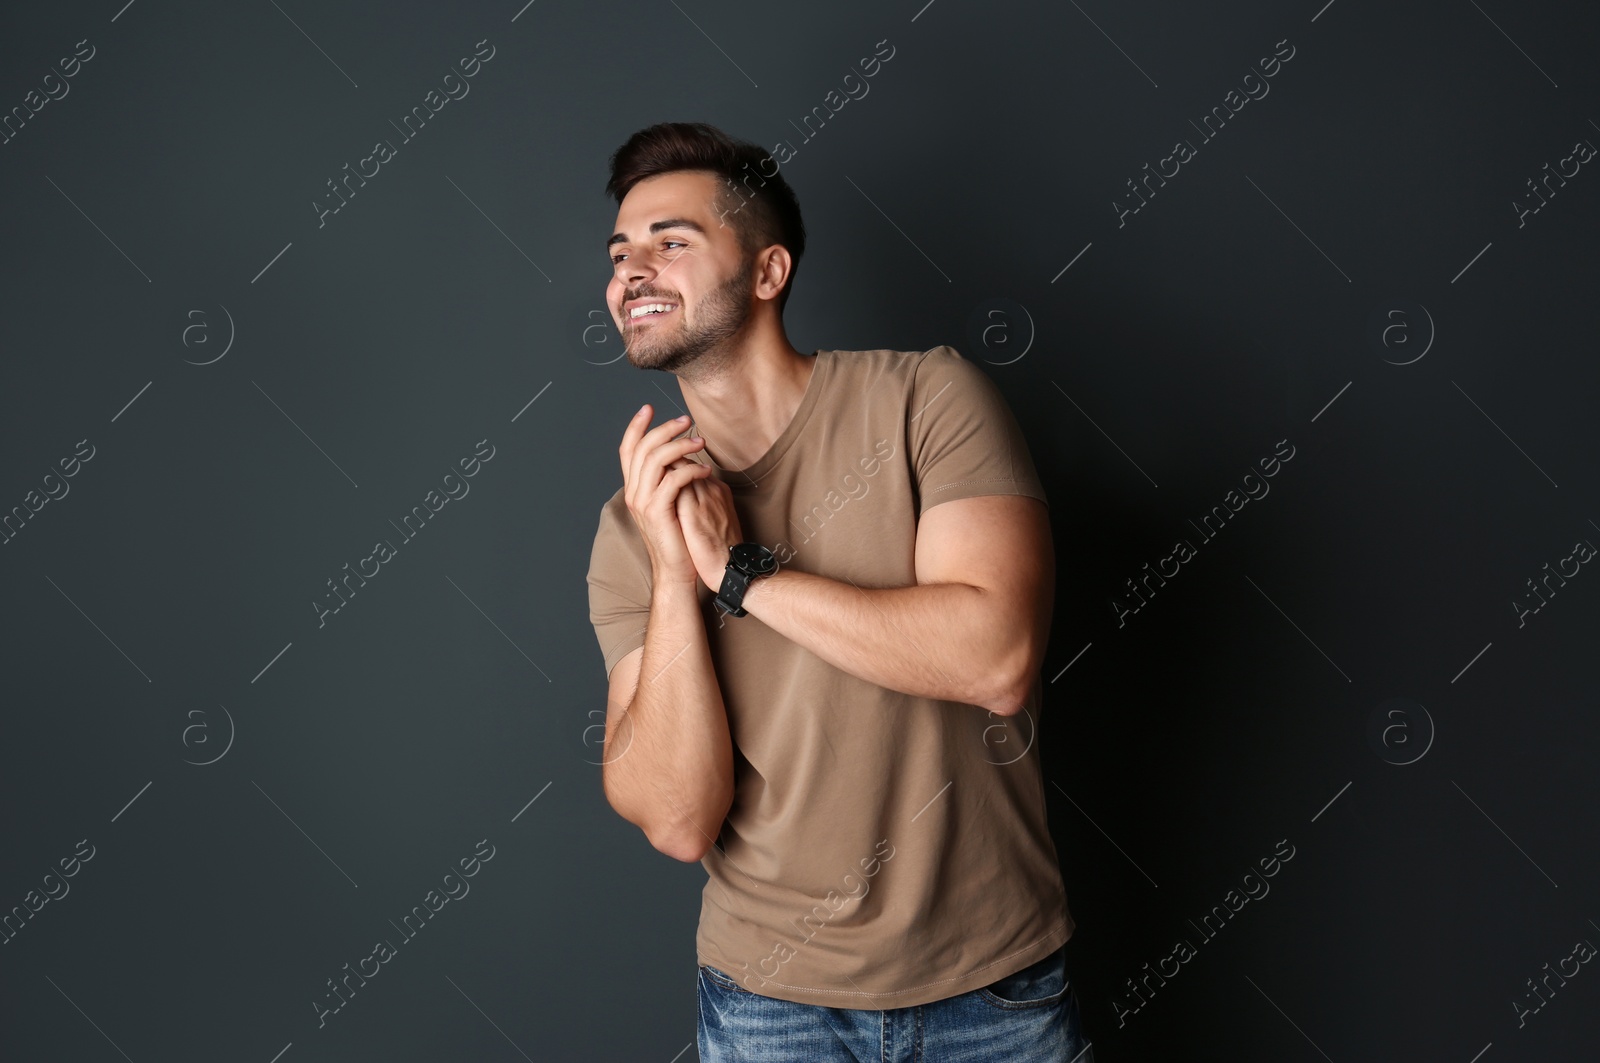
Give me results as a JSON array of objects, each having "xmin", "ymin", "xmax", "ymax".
[{"xmin": 587, "ymin": 122, "xmax": 1093, "ymax": 1062}]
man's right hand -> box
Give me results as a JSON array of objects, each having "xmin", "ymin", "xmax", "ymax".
[{"xmin": 619, "ymin": 403, "xmax": 713, "ymax": 589}]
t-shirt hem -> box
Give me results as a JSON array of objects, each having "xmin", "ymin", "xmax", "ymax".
[
  {"xmin": 697, "ymin": 915, "xmax": 1074, "ymax": 1010},
  {"xmin": 602, "ymin": 631, "xmax": 646, "ymax": 676},
  {"xmin": 919, "ymin": 477, "xmax": 1049, "ymax": 516}
]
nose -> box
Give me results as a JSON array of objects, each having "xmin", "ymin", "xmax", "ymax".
[{"xmin": 615, "ymin": 255, "xmax": 656, "ymax": 289}]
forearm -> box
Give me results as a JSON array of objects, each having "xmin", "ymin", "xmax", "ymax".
[
  {"xmin": 737, "ymin": 570, "xmax": 1025, "ymax": 714},
  {"xmin": 604, "ymin": 581, "xmax": 734, "ymax": 861}
]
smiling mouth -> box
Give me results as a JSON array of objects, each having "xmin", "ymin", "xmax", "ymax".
[{"xmin": 627, "ymin": 302, "xmax": 679, "ymax": 325}]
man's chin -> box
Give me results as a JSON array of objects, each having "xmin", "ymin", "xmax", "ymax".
[{"xmin": 624, "ymin": 342, "xmax": 682, "ymax": 372}]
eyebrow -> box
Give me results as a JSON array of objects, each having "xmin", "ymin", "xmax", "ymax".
[{"xmin": 607, "ymin": 217, "xmax": 707, "ymax": 251}]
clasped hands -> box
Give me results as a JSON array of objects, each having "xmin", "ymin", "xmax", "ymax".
[{"xmin": 619, "ymin": 403, "xmax": 745, "ymax": 597}]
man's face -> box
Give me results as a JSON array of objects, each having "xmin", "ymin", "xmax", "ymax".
[{"xmin": 606, "ymin": 171, "xmax": 754, "ymax": 374}]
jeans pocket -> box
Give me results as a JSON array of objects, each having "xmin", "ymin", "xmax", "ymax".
[
  {"xmin": 976, "ymin": 945, "xmax": 1070, "ymax": 1010},
  {"xmin": 699, "ymin": 963, "xmax": 755, "ymax": 994}
]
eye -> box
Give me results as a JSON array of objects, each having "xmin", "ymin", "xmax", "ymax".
[{"xmin": 612, "ymin": 239, "xmax": 689, "ymax": 264}]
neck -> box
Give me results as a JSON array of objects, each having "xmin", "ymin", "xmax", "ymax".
[{"xmin": 676, "ymin": 323, "xmax": 814, "ymax": 473}]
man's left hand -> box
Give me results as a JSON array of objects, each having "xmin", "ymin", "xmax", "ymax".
[{"xmin": 670, "ymin": 456, "xmax": 745, "ymax": 594}]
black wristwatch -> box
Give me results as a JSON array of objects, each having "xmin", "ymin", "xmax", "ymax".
[{"xmin": 714, "ymin": 542, "xmax": 779, "ymax": 618}]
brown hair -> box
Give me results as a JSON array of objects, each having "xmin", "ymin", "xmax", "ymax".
[{"xmin": 605, "ymin": 122, "xmax": 807, "ymax": 313}]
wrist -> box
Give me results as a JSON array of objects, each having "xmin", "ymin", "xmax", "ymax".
[
  {"xmin": 703, "ymin": 539, "xmax": 737, "ymax": 589},
  {"xmin": 714, "ymin": 543, "xmax": 780, "ymax": 618},
  {"xmin": 650, "ymin": 573, "xmax": 701, "ymax": 605},
  {"xmin": 737, "ymin": 567, "xmax": 777, "ymax": 612},
  {"xmin": 705, "ymin": 551, "xmax": 733, "ymax": 595}
]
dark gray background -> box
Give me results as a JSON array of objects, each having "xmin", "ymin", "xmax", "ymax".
[{"xmin": 3, "ymin": 0, "xmax": 1598, "ymax": 1060}]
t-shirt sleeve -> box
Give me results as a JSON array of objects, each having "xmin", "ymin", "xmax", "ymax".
[
  {"xmin": 586, "ymin": 496, "xmax": 652, "ymax": 678},
  {"xmin": 908, "ymin": 345, "xmax": 1049, "ymax": 518}
]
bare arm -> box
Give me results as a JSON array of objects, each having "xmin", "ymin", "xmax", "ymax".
[
  {"xmin": 600, "ymin": 582, "xmax": 733, "ymax": 863},
  {"xmin": 732, "ymin": 494, "xmax": 1054, "ymax": 716},
  {"xmin": 598, "ymin": 404, "xmax": 733, "ymax": 863}
]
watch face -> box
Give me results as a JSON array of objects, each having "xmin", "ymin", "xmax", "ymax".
[{"xmin": 731, "ymin": 542, "xmax": 778, "ymax": 574}]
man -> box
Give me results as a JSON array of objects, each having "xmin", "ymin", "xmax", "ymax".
[{"xmin": 587, "ymin": 121, "xmax": 1092, "ymax": 1062}]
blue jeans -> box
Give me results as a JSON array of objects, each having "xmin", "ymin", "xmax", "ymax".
[{"xmin": 696, "ymin": 944, "xmax": 1094, "ymax": 1062}]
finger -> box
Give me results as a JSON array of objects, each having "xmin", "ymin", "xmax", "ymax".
[
  {"xmin": 622, "ymin": 407, "xmax": 685, "ymax": 502},
  {"xmin": 622, "ymin": 407, "xmax": 692, "ymax": 483},
  {"xmin": 676, "ymin": 474, "xmax": 708, "ymax": 524},
  {"xmin": 617, "ymin": 405, "xmax": 656, "ymax": 464},
  {"xmin": 636, "ymin": 432, "xmax": 707, "ymax": 498},
  {"xmin": 627, "ymin": 411, "xmax": 694, "ymax": 496},
  {"xmin": 618, "ymin": 403, "xmax": 657, "ymax": 481},
  {"xmin": 678, "ymin": 472, "xmax": 702, "ymax": 507},
  {"xmin": 654, "ymin": 462, "xmax": 713, "ymax": 510}
]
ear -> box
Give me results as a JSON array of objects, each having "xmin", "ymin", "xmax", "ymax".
[{"xmin": 752, "ymin": 244, "xmax": 793, "ymax": 305}]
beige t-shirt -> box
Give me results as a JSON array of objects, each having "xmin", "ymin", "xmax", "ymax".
[{"xmin": 586, "ymin": 345, "xmax": 1074, "ymax": 1009}]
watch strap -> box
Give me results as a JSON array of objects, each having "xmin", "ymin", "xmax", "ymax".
[
  {"xmin": 714, "ymin": 564, "xmax": 751, "ymax": 618},
  {"xmin": 713, "ymin": 542, "xmax": 776, "ymax": 618}
]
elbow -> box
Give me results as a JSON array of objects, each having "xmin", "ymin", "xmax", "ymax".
[
  {"xmin": 652, "ymin": 829, "xmax": 712, "ymax": 863},
  {"xmin": 601, "ymin": 773, "xmax": 682, "ymax": 857},
  {"xmin": 643, "ymin": 787, "xmax": 732, "ymax": 863},
  {"xmin": 974, "ymin": 672, "xmax": 1025, "ymax": 716},
  {"xmin": 604, "ymin": 794, "xmax": 705, "ymax": 862},
  {"xmin": 649, "ymin": 815, "xmax": 720, "ymax": 863},
  {"xmin": 604, "ymin": 792, "xmax": 709, "ymax": 862},
  {"xmin": 981, "ymin": 688, "xmax": 1026, "ymax": 717},
  {"xmin": 602, "ymin": 744, "xmax": 733, "ymax": 864},
  {"xmin": 968, "ymin": 591, "xmax": 1048, "ymax": 716},
  {"xmin": 978, "ymin": 646, "xmax": 1039, "ymax": 717}
]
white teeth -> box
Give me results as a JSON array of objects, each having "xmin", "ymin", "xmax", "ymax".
[{"xmin": 629, "ymin": 303, "xmax": 676, "ymax": 318}]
